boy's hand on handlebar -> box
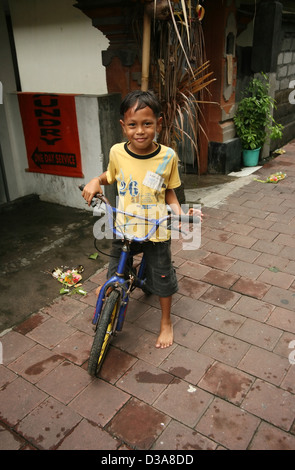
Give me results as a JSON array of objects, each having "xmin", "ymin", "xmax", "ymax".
[
  {"xmin": 187, "ymin": 207, "xmax": 203, "ymax": 223},
  {"xmin": 82, "ymin": 178, "xmax": 102, "ymax": 206}
]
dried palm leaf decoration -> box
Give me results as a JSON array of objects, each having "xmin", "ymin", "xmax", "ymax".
[{"xmin": 138, "ymin": 0, "xmax": 215, "ymax": 173}]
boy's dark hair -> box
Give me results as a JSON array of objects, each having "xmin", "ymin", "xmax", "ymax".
[{"xmin": 120, "ymin": 90, "xmax": 162, "ymax": 119}]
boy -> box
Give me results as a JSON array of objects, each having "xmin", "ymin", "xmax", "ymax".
[{"xmin": 82, "ymin": 90, "xmax": 189, "ymax": 349}]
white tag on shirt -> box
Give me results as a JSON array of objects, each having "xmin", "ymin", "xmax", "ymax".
[{"xmin": 143, "ymin": 171, "xmax": 164, "ymax": 192}]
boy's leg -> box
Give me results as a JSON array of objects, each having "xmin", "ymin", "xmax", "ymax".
[
  {"xmin": 156, "ymin": 296, "xmax": 173, "ymax": 349},
  {"xmin": 143, "ymin": 240, "xmax": 177, "ymax": 349}
]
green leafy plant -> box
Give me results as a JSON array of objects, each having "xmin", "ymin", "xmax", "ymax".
[{"xmin": 233, "ymin": 74, "xmax": 283, "ymax": 150}]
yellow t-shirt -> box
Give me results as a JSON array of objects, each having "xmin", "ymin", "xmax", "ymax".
[{"xmin": 106, "ymin": 142, "xmax": 181, "ymax": 242}]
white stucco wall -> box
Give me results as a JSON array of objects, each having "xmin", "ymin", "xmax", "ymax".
[
  {"xmin": 9, "ymin": 0, "xmax": 109, "ymax": 95},
  {"xmin": 7, "ymin": 93, "xmax": 105, "ymax": 209},
  {"xmin": 1, "ymin": 0, "xmax": 110, "ymax": 205}
]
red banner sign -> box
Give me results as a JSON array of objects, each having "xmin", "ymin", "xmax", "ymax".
[{"xmin": 18, "ymin": 93, "xmax": 83, "ymax": 178}]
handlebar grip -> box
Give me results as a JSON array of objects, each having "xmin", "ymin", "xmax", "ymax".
[
  {"xmin": 79, "ymin": 184, "xmax": 98, "ymax": 207},
  {"xmin": 176, "ymin": 215, "xmax": 200, "ymax": 224}
]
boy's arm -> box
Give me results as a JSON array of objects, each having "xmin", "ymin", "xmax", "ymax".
[
  {"xmin": 82, "ymin": 171, "xmax": 108, "ymax": 206},
  {"xmin": 165, "ymin": 188, "xmax": 203, "ymax": 221},
  {"xmin": 165, "ymin": 188, "xmax": 183, "ymax": 215}
]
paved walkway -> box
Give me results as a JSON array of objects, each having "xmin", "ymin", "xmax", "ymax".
[{"xmin": 1, "ymin": 144, "xmax": 295, "ymax": 450}]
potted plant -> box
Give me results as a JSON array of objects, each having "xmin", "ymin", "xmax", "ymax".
[{"xmin": 233, "ymin": 73, "xmax": 283, "ymax": 166}]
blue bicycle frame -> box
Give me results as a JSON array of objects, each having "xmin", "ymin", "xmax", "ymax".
[
  {"xmin": 92, "ymin": 202, "xmax": 164, "ymax": 330},
  {"xmin": 80, "ymin": 187, "xmax": 199, "ymax": 332}
]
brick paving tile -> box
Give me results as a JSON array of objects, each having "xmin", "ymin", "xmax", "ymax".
[
  {"xmin": 223, "ymin": 211, "xmax": 252, "ymax": 225},
  {"xmin": 111, "ymin": 321, "xmax": 146, "ymax": 351},
  {"xmin": 247, "ymin": 216, "xmax": 274, "ymax": 230},
  {"xmin": 52, "ymin": 330, "xmax": 93, "ymax": 365},
  {"xmin": 249, "ymin": 422, "xmax": 295, "ymax": 450},
  {"xmin": 266, "ymin": 210, "xmax": 295, "ymax": 226},
  {"xmin": 116, "ymin": 359, "xmax": 173, "ymax": 404},
  {"xmin": 199, "ymin": 331, "xmax": 250, "ymax": 366},
  {"xmin": 133, "ymin": 306, "xmax": 179, "ymax": 337},
  {"xmin": 42, "ymin": 296, "xmax": 87, "ymax": 323},
  {"xmin": 195, "ymin": 397, "xmax": 260, "ymax": 450},
  {"xmin": 224, "ymin": 222, "xmax": 255, "ymax": 236},
  {"xmin": 0, "ymin": 365, "xmax": 17, "ymax": 388},
  {"xmin": 68, "ymin": 305, "xmax": 96, "ymax": 335},
  {"xmin": 280, "ymin": 245, "xmax": 295, "ymax": 262},
  {"xmin": 201, "ymin": 268, "xmax": 240, "ymax": 289},
  {"xmin": 0, "ymin": 423, "xmax": 27, "ymax": 450},
  {"xmin": 281, "ymin": 364, "xmax": 295, "ymax": 394},
  {"xmin": 201, "ymin": 252, "xmax": 236, "ymax": 271},
  {"xmin": 238, "ymin": 346, "xmax": 290, "ymax": 386},
  {"xmin": 69, "ymin": 379, "xmax": 129, "ymax": 426},
  {"xmin": 252, "ymin": 239, "xmax": 283, "ymax": 256},
  {"xmin": 242, "ymin": 379, "xmax": 295, "ymax": 431},
  {"xmin": 15, "ymin": 397, "xmax": 82, "ymax": 450},
  {"xmin": 176, "ymin": 260, "xmax": 211, "ymax": 280},
  {"xmin": 198, "ymin": 361, "xmax": 254, "ymax": 405},
  {"xmin": 99, "ymin": 346, "xmax": 138, "ymax": 384},
  {"xmin": 123, "ymin": 330, "xmax": 177, "ymax": 367},
  {"xmin": 263, "ymin": 286, "xmax": 295, "ymax": 312},
  {"xmin": 173, "ymin": 318, "xmax": 212, "ymax": 351},
  {"xmin": 200, "ymin": 306, "xmax": 245, "ymax": 336},
  {"xmin": 107, "ymin": 397, "xmax": 171, "ymax": 450},
  {"xmin": 160, "ymin": 345, "xmax": 213, "ymax": 384},
  {"xmin": 171, "ymin": 296, "xmax": 211, "ymax": 322},
  {"xmin": 231, "ymin": 296, "xmax": 274, "ymax": 322},
  {"xmin": 0, "ymin": 331, "xmax": 35, "ymax": 366},
  {"xmin": 202, "ymin": 239, "xmax": 234, "ymax": 256},
  {"xmin": 227, "ymin": 233, "xmax": 257, "ymax": 250},
  {"xmin": 153, "ymin": 419, "xmax": 217, "ymax": 450},
  {"xmin": 248, "ymin": 227, "xmax": 279, "ymax": 242},
  {"xmin": 286, "ymin": 259, "xmax": 295, "ymax": 275},
  {"xmin": 273, "ymin": 331, "xmax": 295, "ymax": 358},
  {"xmin": 154, "ymin": 378, "xmax": 212, "ymax": 427},
  {"xmin": 36, "ymin": 361, "xmax": 92, "ymax": 404},
  {"xmin": 175, "ymin": 246, "xmax": 210, "ymax": 263},
  {"xmin": 234, "ymin": 318, "xmax": 283, "ymax": 351},
  {"xmin": 228, "ymin": 260, "xmax": 265, "ymax": 280},
  {"xmin": 177, "ymin": 276, "xmax": 211, "ymax": 299},
  {"xmin": 257, "ymin": 269, "xmax": 295, "ymax": 289},
  {"xmin": 13, "ymin": 311, "xmax": 50, "ymax": 335},
  {"xmin": 26, "ymin": 317, "xmax": 75, "ymax": 349},
  {"xmin": 121, "ymin": 297, "xmax": 151, "ymax": 323},
  {"xmin": 275, "ymin": 233, "xmax": 295, "ymax": 248},
  {"xmin": 0, "ymin": 377, "xmax": 47, "ymax": 427},
  {"xmin": 56, "ymin": 418, "xmax": 120, "ymax": 450},
  {"xmin": 231, "ymin": 277, "xmax": 270, "ymax": 299},
  {"xmin": 7, "ymin": 343, "xmax": 64, "ymax": 384},
  {"xmin": 199, "ymin": 285, "xmax": 241, "ymax": 309},
  {"xmin": 227, "ymin": 245, "xmax": 260, "ymax": 263},
  {"xmin": 202, "ymin": 227, "xmax": 233, "ymax": 242}
]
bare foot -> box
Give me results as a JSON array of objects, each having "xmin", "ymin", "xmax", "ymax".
[{"xmin": 155, "ymin": 322, "xmax": 173, "ymax": 349}]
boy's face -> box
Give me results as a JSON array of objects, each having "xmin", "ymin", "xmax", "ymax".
[{"xmin": 120, "ymin": 104, "xmax": 162, "ymax": 155}]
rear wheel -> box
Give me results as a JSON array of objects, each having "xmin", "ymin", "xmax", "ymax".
[{"xmin": 88, "ymin": 289, "xmax": 120, "ymax": 377}]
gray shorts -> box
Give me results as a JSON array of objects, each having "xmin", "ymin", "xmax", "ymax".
[{"xmin": 107, "ymin": 238, "xmax": 178, "ymax": 297}]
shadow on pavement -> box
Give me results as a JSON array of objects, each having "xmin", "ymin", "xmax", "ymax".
[{"xmin": 0, "ymin": 195, "xmax": 111, "ymax": 332}]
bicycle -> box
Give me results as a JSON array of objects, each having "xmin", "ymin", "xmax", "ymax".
[{"xmin": 79, "ymin": 185, "xmax": 200, "ymax": 377}]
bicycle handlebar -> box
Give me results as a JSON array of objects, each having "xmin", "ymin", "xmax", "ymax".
[{"xmin": 79, "ymin": 184, "xmax": 200, "ymax": 242}]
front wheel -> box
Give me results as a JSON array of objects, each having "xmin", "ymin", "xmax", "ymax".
[{"xmin": 88, "ymin": 289, "xmax": 121, "ymax": 377}]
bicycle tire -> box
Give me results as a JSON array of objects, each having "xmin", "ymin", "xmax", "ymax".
[{"xmin": 88, "ymin": 289, "xmax": 121, "ymax": 377}]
